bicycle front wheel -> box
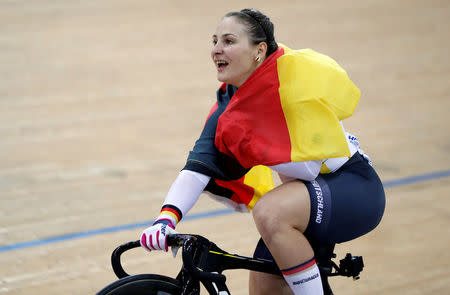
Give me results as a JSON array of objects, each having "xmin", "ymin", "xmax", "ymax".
[{"xmin": 96, "ymin": 274, "xmax": 181, "ymax": 295}]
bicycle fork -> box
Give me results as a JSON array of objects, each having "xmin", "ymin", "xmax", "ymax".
[{"xmin": 203, "ymin": 276, "xmax": 230, "ymax": 295}]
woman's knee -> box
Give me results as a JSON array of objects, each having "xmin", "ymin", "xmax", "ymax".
[{"xmin": 252, "ymin": 195, "xmax": 280, "ymax": 239}]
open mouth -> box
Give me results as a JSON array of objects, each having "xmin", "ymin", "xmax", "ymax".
[{"xmin": 215, "ymin": 60, "xmax": 229, "ymax": 71}]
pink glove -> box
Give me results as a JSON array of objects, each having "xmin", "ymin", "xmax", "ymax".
[{"xmin": 140, "ymin": 219, "xmax": 177, "ymax": 252}]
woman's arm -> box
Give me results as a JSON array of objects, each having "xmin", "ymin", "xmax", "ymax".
[
  {"xmin": 158, "ymin": 169, "xmax": 211, "ymax": 227},
  {"xmin": 140, "ymin": 170, "xmax": 210, "ymax": 252}
]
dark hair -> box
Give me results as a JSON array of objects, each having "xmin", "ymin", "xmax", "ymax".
[{"xmin": 225, "ymin": 8, "xmax": 278, "ymax": 57}]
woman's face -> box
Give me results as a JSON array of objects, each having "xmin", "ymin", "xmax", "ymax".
[{"xmin": 211, "ymin": 17, "xmax": 260, "ymax": 88}]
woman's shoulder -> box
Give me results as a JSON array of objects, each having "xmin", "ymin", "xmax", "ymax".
[{"xmin": 279, "ymin": 44, "xmax": 344, "ymax": 72}]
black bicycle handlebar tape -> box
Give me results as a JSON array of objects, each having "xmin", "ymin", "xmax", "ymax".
[
  {"xmin": 166, "ymin": 234, "xmax": 193, "ymax": 247},
  {"xmin": 111, "ymin": 240, "xmax": 141, "ymax": 279},
  {"xmin": 110, "ymin": 234, "xmax": 226, "ymax": 282},
  {"xmin": 181, "ymin": 237, "xmax": 226, "ymax": 283},
  {"xmin": 111, "ymin": 235, "xmax": 188, "ymax": 279}
]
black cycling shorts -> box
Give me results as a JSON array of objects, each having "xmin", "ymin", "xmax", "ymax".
[{"xmin": 254, "ymin": 152, "xmax": 385, "ymax": 261}]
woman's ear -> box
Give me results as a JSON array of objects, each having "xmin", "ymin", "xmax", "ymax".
[{"xmin": 257, "ymin": 42, "xmax": 268, "ymax": 57}]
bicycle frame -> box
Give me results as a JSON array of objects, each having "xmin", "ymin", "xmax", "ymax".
[{"xmin": 109, "ymin": 234, "xmax": 364, "ymax": 295}]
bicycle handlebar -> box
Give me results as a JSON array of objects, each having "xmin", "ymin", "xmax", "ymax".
[
  {"xmin": 111, "ymin": 240, "xmax": 140, "ymax": 278},
  {"xmin": 181, "ymin": 235, "xmax": 226, "ymax": 284},
  {"xmin": 111, "ymin": 234, "xmax": 225, "ymax": 283}
]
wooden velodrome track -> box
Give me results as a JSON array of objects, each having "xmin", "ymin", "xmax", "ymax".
[{"xmin": 1, "ymin": 1, "xmax": 449, "ymax": 294}]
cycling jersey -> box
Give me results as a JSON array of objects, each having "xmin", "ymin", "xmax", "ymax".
[{"xmin": 183, "ymin": 46, "xmax": 363, "ymax": 211}]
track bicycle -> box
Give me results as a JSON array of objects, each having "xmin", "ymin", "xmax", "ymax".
[{"xmin": 96, "ymin": 234, "xmax": 364, "ymax": 295}]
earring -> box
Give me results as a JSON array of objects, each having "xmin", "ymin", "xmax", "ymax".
[{"xmin": 255, "ymin": 56, "xmax": 260, "ymax": 62}]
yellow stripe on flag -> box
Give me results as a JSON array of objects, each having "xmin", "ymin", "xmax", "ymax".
[
  {"xmin": 277, "ymin": 46, "xmax": 360, "ymax": 161},
  {"xmin": 245, "ymin": 165, "xmax": 274, "ymax": 210}
]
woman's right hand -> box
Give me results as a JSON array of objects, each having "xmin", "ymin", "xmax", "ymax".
[{"xmin": 140, "ymin": 220, "xmax": 177, "ymax": 252}]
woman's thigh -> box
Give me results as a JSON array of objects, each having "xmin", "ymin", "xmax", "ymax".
[
  {"xmin": 252, "ymin": 180, "xmax": 311, "ymax": 234},
  {"xmin": 252, "ymin": 153, "xmax": 386, "ymax": 264}
]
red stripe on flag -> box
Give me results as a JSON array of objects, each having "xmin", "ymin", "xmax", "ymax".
[
  {"xmin": 215, "ymin": 176, "xmax": 255, "ymax": 206},
  {"xmin": 215, "ymin": 47, "xmax": 292, "ymax": 168},
  {"xmin": 219, "ymin": 82, "xmax": 227, "ymax": 93}
]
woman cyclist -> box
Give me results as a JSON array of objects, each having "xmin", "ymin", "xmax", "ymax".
[{"xmin": 139, "ymin": 8, "xmax": 385, "ymax": 295}]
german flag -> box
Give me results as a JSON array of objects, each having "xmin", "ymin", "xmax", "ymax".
[
  {"xmin": 214, "ymin": 45, "xmax": 360, "ymax": 169},
  {"xmin": 207, "ymin": 165, "xmax": 275, "ymax": 211}
]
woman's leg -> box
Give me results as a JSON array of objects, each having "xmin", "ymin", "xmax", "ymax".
[
  {"xmin": 252, "ymin": 180, "xmax": 312, "ymax": 270},
  {"xmin": 249, "ymin": 180, "xmax": 323, "ymax": 295},
  {"xmin": 249, "ymin": 271, "xmax": 293, "ymax": 295}
]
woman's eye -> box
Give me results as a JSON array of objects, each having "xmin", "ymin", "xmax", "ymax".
[
  {"xmin": 226, "ymin": 39, "xmax": 233, "ymax": 45},
  {"xmin": 212, "ymin": 40, "xmax": 217, "ymax": 45}
]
